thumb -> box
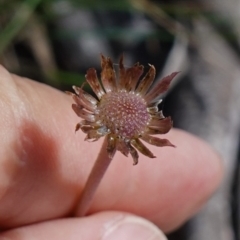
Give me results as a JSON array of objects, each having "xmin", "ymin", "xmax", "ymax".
[
  {"xmin": 99, "ymin": 212, "xmax": 167, "ymax": 240},
  {"xmin": 0, "ymin": 211, "xmax": 167, "ymax": 240}
]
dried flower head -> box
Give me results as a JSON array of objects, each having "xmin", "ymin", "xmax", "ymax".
[{"xmin": 69, "ymin": 54, "xmax": 178, "ymax": 165}]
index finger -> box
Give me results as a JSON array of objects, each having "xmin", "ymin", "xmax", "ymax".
[{"xmin": 0, "ymin": 66, "xmax": 222, "ymax": 232}]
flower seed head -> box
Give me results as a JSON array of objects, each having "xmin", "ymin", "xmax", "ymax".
[
  {"xmin": 70, "ymin": 54, "xmax": 178, "ymax": 165},
  {"xmin": 97, "ymin": 91, "xmax": 150, "ymax": 139}
]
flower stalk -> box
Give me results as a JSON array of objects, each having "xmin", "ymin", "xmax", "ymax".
[{"xmin": 73, "ymin": 137, "xmax": 113, "ymax": 216}]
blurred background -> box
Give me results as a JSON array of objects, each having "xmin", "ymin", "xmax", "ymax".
[{"xmin": 0, "ymin": 0, "xmax": 240, "ymax": 239}]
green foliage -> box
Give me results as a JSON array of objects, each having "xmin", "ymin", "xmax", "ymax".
[
  {"xmin": 0, "ymin": 0, "xmax": 237, "ymax": 88},
  {"xmin": 0, "ymin": 0, "xmax": 42, "ymax": 54}
]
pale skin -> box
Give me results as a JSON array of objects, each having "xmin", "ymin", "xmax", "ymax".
[{"xmin": 0, "ymin": 65, "xmax": 223, "ymax": 239}]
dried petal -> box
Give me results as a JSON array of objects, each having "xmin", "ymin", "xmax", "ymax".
[
  {"xmin": 116, "ymin": 139, "xmax": 129, "ymax": 157},
  {"xmin": 72, "ymin": 104, "xmax": 96, "ymax": 122},
  {"xmin": 147, "ymin": 106, "xmax": 158, "ymax": 114},
  {"xmin": 118, "ymin": 55, "xmax": 144, "ymax": 91},
  {"xmin": 136, "ymin": 64, "xmax": 156, "ymax": 96},
  {"xmin": 147, "ymin": 100, "xmax": 162, "ymax": 114},
  {"xmin": 131, "ymin": 139, "xmax": 155, "ymax": 158},
  {"xmin": 85, "ymin": 126, "xmax": 109, "ymax": 141},
  {"xmin": 73, "ymin": 86, "xmax": 98, "ymax": 105},
  {"xmin": 78, "ymin": 120, "xmax": 102, "ymax": 130},
  {"xmin": 101, "ymin": 54, "xmax": 117, "ymax": 92},
  {"xmin": 81, "ymin": 125, "xmax": 94, "ymax": 133},
  {"xmin": 85, "ymin": 129, "xmax": 102, "ymax": 141},
  {"xmin": 118, "ymin": 54, "xmax": 126, "ymax": 89},
  {"xmin": 75, "ymin": 123, "xmax": 81, "ymax": 132},
  {"xmin": 124, "ymin": 63, "xmax": 144, "ymax": 91},
  {"xmin": 145, "ymin": 126, "xmax": 171, "ymax": 135},
  {"xmin": 148, "ymin": 117, "xmax": 172, "ymax": 132},
  {"xmin": 145, "ymin": 72, "xmax": 179, "ymax": 103},
  {"xmin": 127, "ymin": 143, "xmax": 139, "ymax": 165},
  {"xmin": 107, "ymin": 135, "xmax": 117, "ymax": 159},
  {"xmin": 147, "ymin": 99, "xmax": 162, "ymax": 108},
  {"xmin": 151, "ymin": 110, "xmax": 165, "ymax": 119},
  {"xmin": 65, "ymin": 91, "xmax": 74, "ymax": 96},
  {"xmin": 141, "ymin": 134, "xmax": 175, "ymax": 147},
  {"xmin": 72, "ymin": 95, "xmax": 96, "ymax": 112},
  {"xmin": 79, "ymin": 120, "xmax": 94, "ymax": 126},
  {"xmin": 86, "ymin": 68, "xmax": 105, "ymax": 99}
]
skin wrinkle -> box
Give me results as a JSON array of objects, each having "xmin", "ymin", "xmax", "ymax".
[
  {"xmin": 100, "ymin": 213, "xmax": 126, "ymax": 239},
  {"xmin": 1, "ymin": 73, "xmax": 29, "ymax": 125},
  {"xmin": 12, "ymin": 77, "xmax": 37, "ymax": 122}
]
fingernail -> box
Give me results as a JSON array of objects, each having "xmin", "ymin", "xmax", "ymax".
[{"xmin": 102, "ymin": 215, "xmax": 167, "ymax": 240}]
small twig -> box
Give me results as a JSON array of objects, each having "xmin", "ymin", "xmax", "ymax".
[{"xmin": 73, "ymin": 137, "xmax": 113, "ymax": 217}]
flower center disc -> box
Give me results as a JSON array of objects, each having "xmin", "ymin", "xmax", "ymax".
[{"xmin": 97, "ymin": 91, "xmax": 150, "ymax": 139}]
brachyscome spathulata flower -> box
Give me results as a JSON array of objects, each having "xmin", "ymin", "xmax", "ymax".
[{"xmin": 69, "ymin": 54, "xmax": 178, "ymax": 165}]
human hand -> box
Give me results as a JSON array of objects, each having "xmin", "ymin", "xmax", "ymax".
[{"xmin": 0, "ymin": 66, "xmax": 222, "ymax": 239}]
